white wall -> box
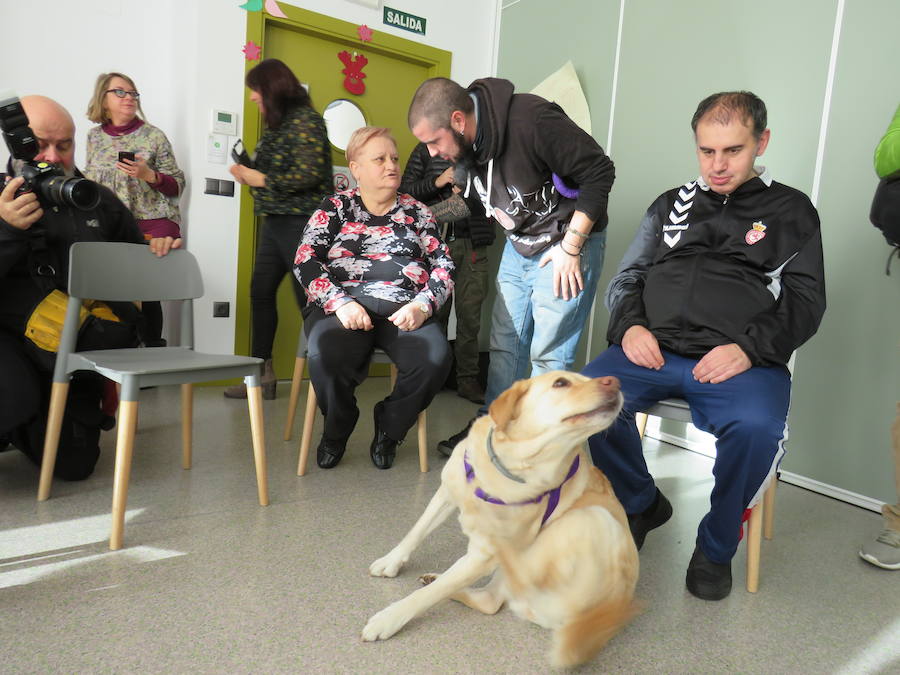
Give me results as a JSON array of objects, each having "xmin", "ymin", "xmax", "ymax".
[{"xmin": 0, "ymin": 0, "xmax": 499, "ymax": 353}]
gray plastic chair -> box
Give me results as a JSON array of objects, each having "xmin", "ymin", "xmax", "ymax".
[
  {"xmin": 283, "ymin": 329, "xmax": 428, "ymax": 475},
  {"xmin": 636, "ymin": 399, "xmax": 776, "ymax": 592},
  {"xmin": 38, "ymin": 242, "xmax": 269, "ymax": 550}
]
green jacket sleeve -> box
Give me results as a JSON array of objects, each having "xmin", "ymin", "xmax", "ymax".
[{"xmin": 874, "ymin": 103, "xmax": 900, "ymax": 178}]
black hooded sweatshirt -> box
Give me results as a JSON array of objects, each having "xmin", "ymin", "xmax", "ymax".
[{"xmin": 465, "ymin": 78, "xmax": 615, "ymax": 257}]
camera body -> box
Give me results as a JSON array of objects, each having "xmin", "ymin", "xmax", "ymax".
[{"xmin": 0, "ymin": 93, "xmax": 100, "ymax": 211}]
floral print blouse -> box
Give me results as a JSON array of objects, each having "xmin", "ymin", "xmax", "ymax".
[
  {"xmin": 294, "ymin": 188, "xmax": 455, "ymax": 315},
  {"xmin": 84, "ymin": 121, "xmax": 184, "ymax": 223}
]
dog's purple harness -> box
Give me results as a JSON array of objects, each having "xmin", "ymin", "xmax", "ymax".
[{"xmin": 463, "ymin": 452, "xmax": 581, "ymax": 527}]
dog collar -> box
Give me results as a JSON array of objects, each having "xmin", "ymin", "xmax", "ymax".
[
  {"xmin": 463, "ymin": 452, "xmax": 581, "ymax": 527},
  {"xmin": 486, "ymin": 428, "xmax": 526, "ymax": 483}
]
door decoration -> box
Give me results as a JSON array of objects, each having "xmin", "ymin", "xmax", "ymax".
[
  {"xmin": 338, "ymin": 51, "xmax": 368, "ymax": 96},
  {"xmin": 263, "ymin": 0, "xmax": 288, "ymax": 18},
  {"xmin": 357, "ymin": 24, "xmax": 374, "ymax": 42},
  {"xmin": 238, "ymin": 0, "xmax": 288, "ymax": 18},
  {"xmin": 242, "ymin": 40, "xmax": 262, "ymax": 61}
]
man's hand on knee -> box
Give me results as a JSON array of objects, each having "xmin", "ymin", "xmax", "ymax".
[
  {"xmin": 622, "ymin": 325, "xmax": 665, "ymax": 370},
  {"xmin": 538, "ymin": 244, "xmax": 583, "ymax": 300},
  {"xmin": 692, "ymin": 344, "xmax": 751, "ymax": 383}
]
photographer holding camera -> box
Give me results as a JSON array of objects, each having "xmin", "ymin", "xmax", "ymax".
[{"xmin": 0, "ymin": 94, "xmax": 180, "ymax": 480}]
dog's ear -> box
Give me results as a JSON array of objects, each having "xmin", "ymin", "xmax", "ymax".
[{"xmin": 488, "ymin": 378, "xmax": 530, "ymax": 432}]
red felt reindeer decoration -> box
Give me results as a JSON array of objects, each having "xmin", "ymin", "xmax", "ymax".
[{"xmin": 338, "ymin": 50, "xmax": 368, "ymax": 96}]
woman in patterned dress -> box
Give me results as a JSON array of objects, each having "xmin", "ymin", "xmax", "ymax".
[
  {"xmin": 294, "ymin": 127, "xmax": 455, "ymax": 470},
  {"xmin": 85, "ymin": 72, "xmax": 185, "ymax": 346}
]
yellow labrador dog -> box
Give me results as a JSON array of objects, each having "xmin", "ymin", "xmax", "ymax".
[{"xmin": 362, "ymin": 371, "xmax": 639, "ymax": 668}]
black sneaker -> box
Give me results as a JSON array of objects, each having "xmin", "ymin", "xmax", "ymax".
[
  {"xmin": 627, "ymin": 488, "xmax": 673, "ymax": 550},
  {"xmin": 686, "ymin": 542, "xmax": 732, "ymax": 600},
  {"xmin": 436, "ymin": 417, "xmax": 476, "ymax": 458}
]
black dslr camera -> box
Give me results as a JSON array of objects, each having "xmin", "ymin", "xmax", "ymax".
[{"xmin": 0, "ymin": 93, "xmax": 100, "ymax": 210}]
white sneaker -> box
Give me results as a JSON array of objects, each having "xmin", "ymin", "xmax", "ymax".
[{"xmin": 859, "ymin": 529, "xmax": 900, "ymax": 570}]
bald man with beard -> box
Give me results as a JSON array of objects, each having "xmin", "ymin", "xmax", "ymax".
[{"xmin": 0, "ymin": 95, "xmax": 180, "ymax": 479}]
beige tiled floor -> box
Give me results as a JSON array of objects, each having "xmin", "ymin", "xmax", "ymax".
[{"xmin": 1, "ymin": 380, "xmax": 898, "ymax": 674}]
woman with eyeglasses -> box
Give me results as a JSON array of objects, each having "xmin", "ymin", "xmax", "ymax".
[
  {"xmin": 224, "ymin": 58, "xmax": 332, "ymax": 400},
  {"xmin": 84, "ymin": 72, "xmax": 185, "ymax": 347}
]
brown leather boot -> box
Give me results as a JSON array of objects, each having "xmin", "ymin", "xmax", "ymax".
[{"xmin": 223, "ymin": 359, "xmax": 277, "ymax": 400}]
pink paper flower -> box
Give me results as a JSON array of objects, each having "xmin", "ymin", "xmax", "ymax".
[
  {"xmin": 242, "ymin": 40, "xmax": 262, "ymax": 61},
  {"xmin": 357, "ymin": 24, "xmax": 373, "ymax": 42}
]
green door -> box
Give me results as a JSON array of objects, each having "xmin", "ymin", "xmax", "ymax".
[{"xmin": 236, "ymin": 8, "xmax": 451, "ymax": 381}]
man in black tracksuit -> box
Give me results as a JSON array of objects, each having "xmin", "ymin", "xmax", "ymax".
[{"xmin": 583, "ymin": 92, "xmax": 826, "ymax": 600}]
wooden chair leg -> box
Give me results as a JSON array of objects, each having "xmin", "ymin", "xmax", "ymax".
[
  {"xmin": 283, "ymin": 356, "xmax": 306, "ymax": 441},
  {"xmin": 181, "ymin": 383, "xmax": 193, "ymax": 470},
  {"xmin": 417, "ymin": 409, "xmax": 428, "ymax": 473},
  {"xmin": 110, "ymin": 400, "xmax": 139, "ymax": 550},
  {"xmin": 746, "ymin": 499, "xmax": 763, "ymax": 593},
  {"xmin": 636, "ymin": 411, "xmax": 649, "ymax": 439},
  {"xmin": 763, "ymin": 479, "xmax": 777, "ymax": 540},
  {"xmin": 297, "ymin": 382, "xmax": 317, "ymax": 476},
  {"xmin": 390, "ymin": 364, "xmax": 397, "ymax": 390},
  {"xmin": 37, "ymin": 381, "xmax": 70, "ymax": 501},
  {"xmin": 246, "ymin": 384, "xmax": 269, "ymax": 506}
]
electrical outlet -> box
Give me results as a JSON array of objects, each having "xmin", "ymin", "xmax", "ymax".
[{"xmin": 213, "ymin": 301, "xmax": 230, "ymax": 318}]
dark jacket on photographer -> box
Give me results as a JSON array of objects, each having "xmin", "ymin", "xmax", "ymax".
[
  {"xmin": 0, "ymin": 167, "xmax": 144, "ymax": 334},
  {"xmin": 0, "ymin": 167, "xmax": 143, "ymax": 480}
]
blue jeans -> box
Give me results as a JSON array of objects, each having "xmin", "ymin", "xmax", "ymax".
[
  {"xmin": 582, "ymin": 345, "xmax": 791, "ymax": 563},
  {"xmin": 482, "ymin": 232, "xmax": 606, "ymax": 411}
]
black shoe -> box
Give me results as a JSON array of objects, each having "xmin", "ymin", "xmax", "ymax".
[
  {"xmin": 627, "ymin": 488, "xmax": 673, "ymax": 550},
  {"xmin": 686, "ymin": 542, "xmax": 732, "ymax": 600},
  {"xmin": 436, "ymin": 417, "xmax": 476, "ymax": 458},
  {"xmin": 456, "ymin": 377, "xmax": 485, "ymax": 404},
  {"xmin": 370, "ymin": 402, "xmax": 399, "ymax": 470},
  {"xmin": 317, "ymin": 436, "xmax": 347, "ymax": 469}
]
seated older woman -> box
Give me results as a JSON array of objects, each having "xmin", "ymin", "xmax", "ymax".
[{"xmin": 294, "ymin": 127, "xmax": 455, "ymax": 470}]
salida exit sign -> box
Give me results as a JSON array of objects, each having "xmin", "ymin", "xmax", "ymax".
[{"xmin": 383, "ymin": 6, "xmax": 426, "ymax": 36}]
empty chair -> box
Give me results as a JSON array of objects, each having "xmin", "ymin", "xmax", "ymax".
[{"xmin": 38, "ymin": 241, "xmax": 269, "ymax": 550}]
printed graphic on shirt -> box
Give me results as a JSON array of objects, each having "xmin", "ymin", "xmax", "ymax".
[
  {"xmin": 745, "ymin": 220, "xmax": 767, "ymax": 245},
  {"xmin": 663, "ymin": 181, "xmax": 696, "ymax": 248},
  {"xmin": 471, "ymin": 175, "xmax": 559, "ymax": 232}
]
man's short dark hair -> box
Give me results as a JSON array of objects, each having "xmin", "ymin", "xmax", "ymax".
[
  {"xmin": 691, "ymin": 91, "xmax": 767, "ymax": 139},
  {"xmin": 408, "ymin": 77, "xmax": 473, "ymax": 131}
]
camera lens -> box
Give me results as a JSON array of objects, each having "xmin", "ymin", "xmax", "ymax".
[{"xmin": 41, "ymin": 175, "xmax": 101, "ymax": 211}]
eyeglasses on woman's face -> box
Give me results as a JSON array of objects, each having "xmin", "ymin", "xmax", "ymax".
[{"xmin": 106, "ymin": 88, "xmax": 140, "ymax": 100}]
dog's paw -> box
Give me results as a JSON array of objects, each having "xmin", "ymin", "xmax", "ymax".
[
  {"xmin": 362, "ymin": 604, "xmax": 408, "ymax": 642},
  {"xmin": 369, "ymin": 552, "xmax": 407, "ymax": 578},
  {"xmin": 418, "ymin": 573, "xmax": 439, "ymax": 586}
]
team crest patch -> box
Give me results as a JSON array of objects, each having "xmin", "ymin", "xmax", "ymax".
[{"xmin": 745, "ymin": 220, "xmax": 766, "ymax": 245}]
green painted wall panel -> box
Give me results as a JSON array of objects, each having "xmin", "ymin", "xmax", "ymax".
[{"xmin": 785, "ymin": 0, "xmax": 900, "ymax": 501}]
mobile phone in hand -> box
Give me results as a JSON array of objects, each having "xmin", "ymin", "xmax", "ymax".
[
  {"xmin": 118, "ymin": 151, "xmax": 136, "ymax": 163},
  {"xmin": 231, "ymin": 140, "xmax": 253, "ymax": 167}
]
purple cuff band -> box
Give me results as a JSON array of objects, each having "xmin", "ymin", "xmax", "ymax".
[
  {"xmin": 153, "ymin": 172, "xmax": 180, "ymax": 197},
  {"xmin": 138, "ymin": 218, "xmax": 181, "ymax": 239}
]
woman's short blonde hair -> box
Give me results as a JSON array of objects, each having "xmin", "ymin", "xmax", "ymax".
[
  {"xmin": 345, "ymin": 126, "xmax": 396, "ymax": 164},
  {"xmin": 86, "ymin": 72, "xmax": 145, "ymax": 124}
]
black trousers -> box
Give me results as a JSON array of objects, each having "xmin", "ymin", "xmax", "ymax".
[
  {"xmin": 0, "ymin": 331, "xmax": 103, "ymax": 480},
  {"xmin": 304, "ymin": 302, "xmax": 452, "ymax": 442},
  {"xmin": 250, "ymin": 214, "xmax": 307, "ymax": 360}
]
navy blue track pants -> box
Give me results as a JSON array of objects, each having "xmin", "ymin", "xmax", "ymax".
[{"xmin": 582, "ymin": 345, "xmax": 791, "ymax": 563}]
